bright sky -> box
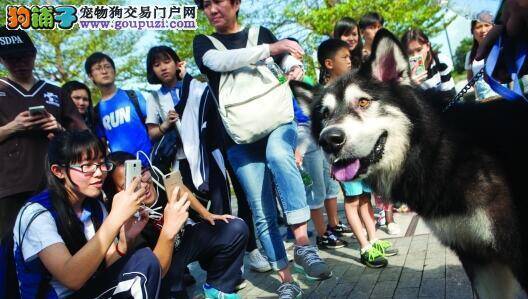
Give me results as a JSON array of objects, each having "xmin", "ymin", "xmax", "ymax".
[{"xmin": 431, "ymin": 0, "xmax": 501, "ymax": 63}]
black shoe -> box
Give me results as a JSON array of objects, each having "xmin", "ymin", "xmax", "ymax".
[
  {"xmin": 328, "ymin": 222, "xmax": 354, "ymax": 238},
  {"xmin": 316, "ymin": 232, "xmax": 346, "ymax": 249}
]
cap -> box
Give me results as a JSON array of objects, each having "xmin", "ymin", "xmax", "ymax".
[
  {"xmin": 0, "ymin": 28, "xmax": 37, "ymax": 57},
  {"xmin": 473, "ymin": 10, "xmax": 494, "ymax": 24}
]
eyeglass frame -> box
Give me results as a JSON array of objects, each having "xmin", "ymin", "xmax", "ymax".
[
  {"xmin": 91, "ymin": 63, "xmax": 114, "ymax": 73},
  {"xmin": 68, "ymin": 161, "xmax": 115, "ymax": 174}
]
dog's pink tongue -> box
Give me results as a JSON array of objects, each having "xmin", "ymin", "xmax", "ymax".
[{"xmin": 331, "ymin": 159, "xmax": 360, "ymax": 181}]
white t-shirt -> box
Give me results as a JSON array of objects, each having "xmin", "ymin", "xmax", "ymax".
[
  {"xmin": 13, "ymin": 200, "xmax": 108, "ymax": 297},
  {"xmin": 145, "ymin": 90, "xmax": 178, "ymax": 125},
  {"xmin": 465, "ymin": 52, "xmax": 501, "ymax": 101}
]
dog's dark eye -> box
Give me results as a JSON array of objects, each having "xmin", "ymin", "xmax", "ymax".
[{"xmin": 358, "ymin": 98, "xmax": 371, "ymax": 109}]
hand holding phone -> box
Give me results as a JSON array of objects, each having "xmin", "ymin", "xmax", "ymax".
[
  {"xmin": 125, "ymin": 160, "xmax": 142, "ymax": 191},
  {"xmin": 409, "ymin": 55, "xmax": 426, "ymax": 77},
  {"xmin": 28, "ymin": 106, "xmax": 47, "ymax": 117},
  {"xmin": 163, "ymin": 170, "xmax": 183, "ymax": 200}
]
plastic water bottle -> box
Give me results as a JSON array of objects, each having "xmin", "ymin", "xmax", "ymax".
[
  {"xmin": 265, "ymin": 57, "xmax": 287, "ymax": 84},
  {"xmin": 299, "ymin": 166, "xmax": 313, "ymax": 187}
]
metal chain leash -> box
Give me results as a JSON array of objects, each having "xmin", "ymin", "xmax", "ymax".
[{"xmin": 442, "ymin": 67, "xmax": 485, "ymax": 112}]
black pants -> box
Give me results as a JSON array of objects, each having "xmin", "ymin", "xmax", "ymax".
[
  {"xmin": 226, "ymin": 162, "xmax": 258, "ymax": 252},
  {"xmin": 161, "ymin": 218, "xmax": 248, "ymax": 298},
  {"xmin": 72, "ymin": 248, "xmax": 161, "ymax": 298}
]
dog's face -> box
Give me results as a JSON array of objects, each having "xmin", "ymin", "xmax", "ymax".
[{"xmin": 292, "ymin": 30, "xmax": 416, "ymax": 194}]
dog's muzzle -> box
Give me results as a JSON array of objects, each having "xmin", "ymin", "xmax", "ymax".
[{"xmin": 319, "ymin": 127, "xmax": 346, "ymax": 154}]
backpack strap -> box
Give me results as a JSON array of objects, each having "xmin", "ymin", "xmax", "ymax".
[
  {"xmin": 93, "ymin": 103, "xmax": 105, "ymax": 139},
  {"xmin": 149, "ymin": 90, "xmax": 163, "ymax": 123},
  {"xmin": 206, "ymin": 34, "xmax": 227, "ymax": 51},
  {"xmin": 125, "ymin": 90, "xmax": 147, "ymax": 127},
  {"xmin": 247, "ymin": 26, "xmax": 259, "ymax": 47}
]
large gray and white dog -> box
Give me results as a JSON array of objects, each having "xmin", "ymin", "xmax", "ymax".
[{"xmin": 291, "ymin": 29, "xmax": 528, "ymax": 298}]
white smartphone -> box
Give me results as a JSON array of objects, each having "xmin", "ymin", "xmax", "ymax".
[
  {"xmin": 28, "ymin": 105, "xmax": 46, "ymax": 117},
  {"xmin": 124, "ymin": 159, "xmax": 142, "ymax": 190},
  {"xmin": 163, "ymin": 170, "xmax": 183, "ymax": 200}
]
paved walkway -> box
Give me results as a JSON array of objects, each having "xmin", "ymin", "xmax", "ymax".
[{"xmin": 184, "ymin": 206, "xmax": 475, "ymax": 298}]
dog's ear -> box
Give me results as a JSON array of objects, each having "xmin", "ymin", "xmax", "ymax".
[
  {"xmin": 290, "ymin": 80, "xmax": 318, "ymax": 117},
  {"xmin": 369, "ymin": 29, "xmax": 411, "ymax": 84}
]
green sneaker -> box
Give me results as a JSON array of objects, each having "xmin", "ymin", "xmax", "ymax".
[
  {"xmin": 372, "ymin": 239, "xmax": 399, "ymax": 257},
  {"xmin": 360, "ymin": 246, "xmax": 388, "ymax": 268},
  {"xmin": 203, "ymin": 283, "xmax": 241, "ymax": 299}
]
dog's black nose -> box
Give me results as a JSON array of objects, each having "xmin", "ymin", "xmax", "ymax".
[{"xmin": 319, "ymin": 128, "xmax": 346, "ymax": 153}]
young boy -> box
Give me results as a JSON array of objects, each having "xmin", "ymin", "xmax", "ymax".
[
  {"xmin": 317, "ymin": 38, "xmax": 398, "ymax": 268},
  {"xmin": 359, "ymin": 12, "xmax": 384, "ymax": 59}
]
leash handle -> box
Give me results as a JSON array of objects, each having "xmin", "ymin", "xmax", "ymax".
[{"xmin": 485, "ymin": 35, "xmax": 528, "ymax": 103}]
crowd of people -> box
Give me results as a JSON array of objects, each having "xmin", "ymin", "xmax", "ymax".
[{"xmin": 1, "ymin": 0, "xmax": 526, "ymax": 298}]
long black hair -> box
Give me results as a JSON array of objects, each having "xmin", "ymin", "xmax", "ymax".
[
  {"xmin": 333, "ymin": 17, "xmax": 363, "ymax": 69},
  {"xmin": 46, "ymin": 130, "xmax": 106, "ymax": 255},
  {"xmin": 401, "ymin": 28, "xmax": 437, "ymax": 70},
  {"xmin": 146, "ymin": 46, "xmax": 181, "ymax": 85},
  {"xmin": 317, "ymin": 38, "xmax": 350, "ymax": 85},
  {"xmin": 61, "ymin": 81, "xmax": 95, "ymax": 132}
]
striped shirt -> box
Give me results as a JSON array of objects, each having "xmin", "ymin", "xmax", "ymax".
[{"xmin": 420, "ymin": 53, "xmax": 455, "ymax": 94}]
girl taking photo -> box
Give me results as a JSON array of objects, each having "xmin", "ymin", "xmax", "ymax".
[{"xmin": 13, "ymin": 131, "xmax": 163, "ymax": 298}]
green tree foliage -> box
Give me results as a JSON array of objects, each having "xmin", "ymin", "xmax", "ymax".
[
  {"xmin": 283, "ymin": 0, "xmax": 454, "ymax": 38},
  {"xmin": 454, "ymin": 37, "xmax": 473, "ymax": 74}
]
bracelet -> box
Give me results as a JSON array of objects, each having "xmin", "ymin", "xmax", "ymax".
[
  {"xmin": 115, "ymin": 242, "xmax": 126, "ymax": 257},
  {"xmin": 159, "ymin": 124, "xmax": 166, "ymax": 134}
]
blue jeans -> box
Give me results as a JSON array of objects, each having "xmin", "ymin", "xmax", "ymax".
[{"xmin": 227, "ymin": 122, "xmax": 310, "ymax": 270}]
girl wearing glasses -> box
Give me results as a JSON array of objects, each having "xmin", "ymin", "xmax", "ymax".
[{"xmin": 12, "ymin": 131, "xmax": 164, "ymax": 298}]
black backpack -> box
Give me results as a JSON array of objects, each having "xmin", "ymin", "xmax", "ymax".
[{"xmin": 148, "ymin": 90, "xmax": 182, "ymax": 174}]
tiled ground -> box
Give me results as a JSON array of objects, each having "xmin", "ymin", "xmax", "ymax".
[{"xmin": 184, "ymin": 208, "xmax": 475, "ymax": 298}]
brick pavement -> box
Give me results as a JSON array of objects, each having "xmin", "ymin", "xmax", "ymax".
[{"xmin": 185, "ymin": 224, "xmax": 475, "ymax": 298}]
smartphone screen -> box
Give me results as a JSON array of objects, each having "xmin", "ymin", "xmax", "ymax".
[
  {"xmin": 409, "ymin": 55, "xmax": 426, "ymax": 76},
  {"xmin": 163, "ymin": 170, "xmax": 183, "ymax": 200},
  {"xmin": 124, "ymin": 160, "xmax": 141, "ymax": 190}
]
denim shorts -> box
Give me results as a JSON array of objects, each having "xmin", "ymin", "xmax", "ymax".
[
  {"xmin": 341, "ymin": 180, "xmax": 372, "ymax": 197},
  {"xmin": 302, "ymin": 148, "xmax": 340, "ymax": 209}
]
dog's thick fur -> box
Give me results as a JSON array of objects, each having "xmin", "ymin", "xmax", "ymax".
[{"xmin": 291, "ymin": 29, "xmax": 528, "ymax": 298}]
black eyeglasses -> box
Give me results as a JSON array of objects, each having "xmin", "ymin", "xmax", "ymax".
[{"xmin": 69, "ymin": 161, "xmax": 114, "ymax": 174}]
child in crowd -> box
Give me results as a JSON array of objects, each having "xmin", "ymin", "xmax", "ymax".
[
  {"xmin": 289, "ymin": 58, "xmax": 348, "ymax": 250},
  {"xmin": 401, "ymin": 28, "xmax": 456, "ymax": 99},
  {"xmin": 359, "ymin": 12, "xmax": 384, "ymax": 60},
  {"xmin": 145, "ymin": 45, "xmax": 231, "ymax": 216},
  {"xmin": 62, "ymin": 81, "xmax": 96, "ymax": 133},
  {"xmin": 103, "ymin": 152, "xmax": 248, "ymax": 299},
  {"xmin": 333, "ymin": 17, "xmax": 364, "ymax": 69},
  {"xmin": 12, "ymin": 131, "xmax": 161, "ymax": 298},
  {"xmin": 318, "ymin": 39, "xmax": 398, "ymax": 268}
]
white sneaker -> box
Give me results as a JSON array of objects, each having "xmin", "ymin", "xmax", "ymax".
[
  {"xmin": 387, "ymin": 222, "xmax": 401, "ymax": 235},
  {"xmin": 248, "ymin": 249, "xmax": 272, "ymax": 272}
]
